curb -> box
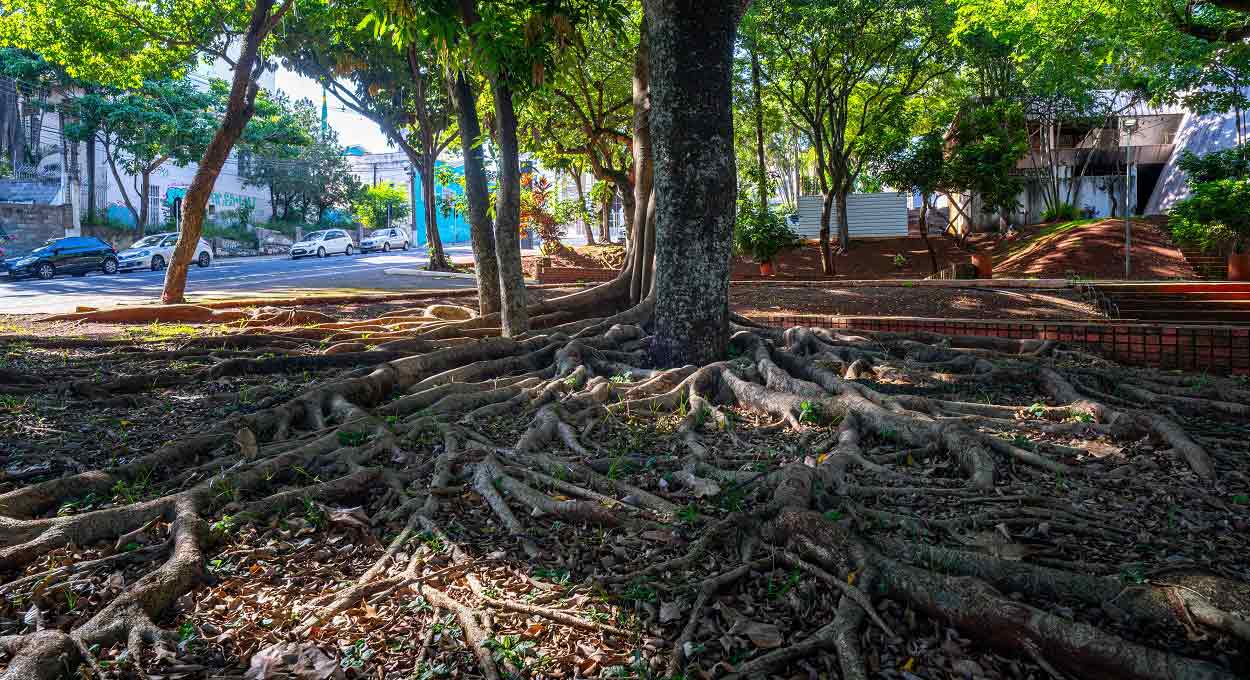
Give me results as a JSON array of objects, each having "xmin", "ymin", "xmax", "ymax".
[{"xmin": 385, "ymin": 268, "xmax": 541, "ymax": 285}]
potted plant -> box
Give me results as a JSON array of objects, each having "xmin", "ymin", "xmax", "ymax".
[
  {"xmin": 970, "ymin": 248, "xmax": 993, "ymax": 278},
  {"xmin": 734, "ymin": 203, "xmax": 800, "ymax": 276},
  {"xmin": 1169, "ymin": 177, "xmax": 1250, "ymax": 281}
]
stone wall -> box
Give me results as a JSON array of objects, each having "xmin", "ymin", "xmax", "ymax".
[{"xmin": 0, "ymin": 203, "xmax": 72, "ymax": 256}]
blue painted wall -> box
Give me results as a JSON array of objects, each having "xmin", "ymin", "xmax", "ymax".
[{"xmin": 412, "ymin": 160, "xmax": 471, "ymax": 246}]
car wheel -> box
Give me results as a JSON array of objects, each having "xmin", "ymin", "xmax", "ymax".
[
  {"xmin": 345, "ymin": 244, "xmax": 354, "ymax": 256},
  {"xmin": 402, "ymin": 241, "xmax": 409, "ymax": 251},
  {"xmin": 101, "ymin": 257, "xmax": 118, "ymax": 275},
  {"xmin": 150, "ymin": 255, "xmax": 166, "ymax": 271},
  {"xmin": 197, "ymin": 252, "xmax": 211, "ymax": 268},
  {"xmin": 36, "ymin": 263, "xmax": 55, "ymax": 280},
  {"xmin": 317, "ymin": 247, "xmax": 326, "ymax": 258},
  {"xmin": 383, "ymin": 242, "xmax": 391, "ymax": 253}
]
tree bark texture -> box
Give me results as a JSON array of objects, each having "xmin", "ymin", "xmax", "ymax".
[
  {"xmin": 629, "ymin": 16, "xmax": 656, "ymax": 305},
  {"xmin": 490, "ymin": 79, "xmax": 529, "ymax": 336},
  {"xmin": 645, "ymin": 0, "xmax": 738, "ymax": 367},
  {"xmin": 449, "ymin": 71, "xmax": 500, "ymax": 316}
]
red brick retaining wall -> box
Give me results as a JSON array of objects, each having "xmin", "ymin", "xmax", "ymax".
[{"xmin": 745, "ymin": 313, "xmax": 1250, "ymax": 375}]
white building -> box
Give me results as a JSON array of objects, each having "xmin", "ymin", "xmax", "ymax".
[{"xmin": 0, "ymin": 56, "xmax": 278, "ymax": 242}]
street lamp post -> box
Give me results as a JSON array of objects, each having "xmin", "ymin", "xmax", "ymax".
[{"xmin": 1121, "ymin": 117, "xmax": 1138, "ymax": 279}]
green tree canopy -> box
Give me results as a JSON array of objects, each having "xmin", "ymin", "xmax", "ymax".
[{"xmin": 64, "ymin": 78, "xmax": 218, "ymax": 233}]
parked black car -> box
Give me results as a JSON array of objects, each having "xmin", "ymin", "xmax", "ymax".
[{"xmin": 5, "ymin": 236, "xmax": 119, "ymax": 280}]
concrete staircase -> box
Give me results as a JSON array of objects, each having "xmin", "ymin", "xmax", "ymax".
[{"xmin": 1088, "ymin": 282, "xmax": 1250, "ymax": 324}]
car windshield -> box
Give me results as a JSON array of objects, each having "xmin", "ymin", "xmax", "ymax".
[
  {"xmin": 131, "ymin": 235, "xmax": 166, "ymax": 248},
  {"xmin": 370, "ymin": 230, "xmax": 392, "ymax": 237},
  {"xmin": 304, "ymin": 231, "xmax": 327, "ymax": 241}
]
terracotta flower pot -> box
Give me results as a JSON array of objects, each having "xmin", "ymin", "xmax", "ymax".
[
  {"xmin": 971, "ymin": 252, "xmax": 993, "ymax": 279},
  {"xmin": 1230, "ymin": 251, "xmax": 1250, "ymax": 281},
  {"xmin": 759, "ymin": 260, "xmax": 775, "ymax": 276}
]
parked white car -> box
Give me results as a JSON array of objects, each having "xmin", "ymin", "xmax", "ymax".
[
  {"xmin": 359, "ymin": 227, "xmax": 410, "ymax": 253},
  {"xmin": 117, "ymin": 233, "xmax": 214, "ymax": 272},
  {"xmin": 290, "ymin": 229, "xmax": 356, "ymax": 259}
]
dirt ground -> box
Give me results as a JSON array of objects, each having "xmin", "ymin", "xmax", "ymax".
[
  {"xmin": 1, "ymin": 304, "xmax": 1247, "ymax": 680},
  {"xmin": 992, "ymin": 217, "xmax": 1195, "ymax": 280},
  {"xmin": 730, "ymin": 284, "xmax": 1105, "ymax": 319}
]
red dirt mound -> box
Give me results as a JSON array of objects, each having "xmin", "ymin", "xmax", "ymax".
[{"xmin": 990, "ymin": 217, "xmax": 1195, "ymax": 280}]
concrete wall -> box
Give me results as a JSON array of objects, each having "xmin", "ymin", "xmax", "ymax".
[{"xmin": 0, "ymin": 203, "xmax": 72, "ymax": 255}]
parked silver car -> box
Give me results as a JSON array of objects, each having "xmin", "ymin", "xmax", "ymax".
[
  {"xmin": 290, "ymin": 229, "xmax": 356, "ymax": 259},
  {"xmin": 359, "ymin": 227, "xmax": 411, "ymax": 253}
]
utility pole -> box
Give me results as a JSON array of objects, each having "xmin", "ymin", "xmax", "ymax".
[
  {"xmin": 372, "ymin": 163, "xmax": 378, "ymax": 187},
  {"xmin": 1121, "ymin": 117, "xmax": 1138, "ymax": 279}
]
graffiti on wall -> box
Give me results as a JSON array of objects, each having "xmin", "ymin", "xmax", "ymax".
[{"xmin": 164, "ymin": 186, "xmax": 257, "ymax": 210}]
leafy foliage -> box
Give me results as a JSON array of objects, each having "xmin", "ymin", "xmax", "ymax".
[
  {"xmin": 353, "ymin": 182, "xmax": 410, "ymax": 230},
  {"xmin": 734, "ymin": 197, "xmax": 800, "ymax": 263},
  {"xmin": 520, "ymin": 173, "xmax": 566, "ymax": 254},
  {"xmin": 1171, "ymin": 178, "xmax": 1250, "ymax": 253}
]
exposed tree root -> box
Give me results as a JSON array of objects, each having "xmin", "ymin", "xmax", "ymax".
[{"xmin": 2, "ymin": 310, "xmax": 1247, "ymax": 679}]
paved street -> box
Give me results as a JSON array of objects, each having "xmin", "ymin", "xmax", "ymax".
[{"xmin": 0, "ymin": 245, "xmax": 484, "ymax": 315}]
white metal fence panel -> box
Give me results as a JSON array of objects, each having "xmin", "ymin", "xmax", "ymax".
[{"xmin": 796, "ymin": 192, "xmax": 909, "ymax": 239}]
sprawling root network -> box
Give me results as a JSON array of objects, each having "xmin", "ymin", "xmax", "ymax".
[{"xmin": 1, "ymin": 302, "xmax": 1249, "ymax": 679}]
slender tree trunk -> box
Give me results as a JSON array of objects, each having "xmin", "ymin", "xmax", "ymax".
[
  {"xmin": 162, "ymin": 0, "xmax": 287, "ymax": 303},
  {"xmin": 751, "ymin": 45, "xmax": 767, "ymax": 210},
  {"xmin": 600, "ymin": 192, "xmax": 612, "ymax": 243},
  {"xmin": 85, "ymin": 129, "xmax": 96, "ymax": 223},
  {"xmin": 646, "ymin": 0, "xmax": 738, "ymax": 367},
  {"xmin": 138, "ymin": 171, "xmax": 151, "ymax": 235},
  {"xmin": 819, "ymin": 190, "xmax": 834, "ymax": 275},
  {"xmin": 490, "ymin": 79, "xmax": 528, "ymax": 336},
  {"xmin": 920, "ymin": 194, "xmax": 937, "ymax": 273},
  {"xmin": 573, "ymin": 172, "xmax": 594, "ymax": 244},
  {"xmin": 449, "ymin": 70, "xmax": 500, "ymax": 316},
  {"xmin": 410, "ymin": 52, "xmax": 450, "ymax": 271},
  {"xmin": 103, "ymin": 144, "xmax": 140, "ymax": 232},
  {"xmin": 836, "ymin": 184, "xmax": 851, "ymax": 251},
  {"xmin": 629, "ymin": 16, "xmax": 655, "ymax": 304},
  {"xmin": 421, "ymin": 154, "xmax": 449, "ymax": 270}
]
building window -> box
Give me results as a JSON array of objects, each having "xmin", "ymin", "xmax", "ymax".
[
  {"xmin": 238, "ymin": 151, "xmax": 252, "ymax": 175},
  {"xmin": 148, "ymin": 185, "xmax": 162, "ymax": 226}
]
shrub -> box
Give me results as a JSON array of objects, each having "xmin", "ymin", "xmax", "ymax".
[
  {"xmin": 1040, "ymin": 202, "xmax": 1080, "ymax": 222},
  {"xmin": 1170, "ymin": 178, "xmax": 1250, "ymax": 254},
  {"xmin": 202, "ymin": 220, "xmax": 259, "ymax": 248},
  {"xmin": 734, "ymin": 200, "xmax": 800, "ymax": 263}
]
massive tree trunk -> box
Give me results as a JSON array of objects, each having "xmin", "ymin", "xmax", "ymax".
[
  {"xmin": 490, "ymin": 80, "xmax": 529, "ymax": 336},
  {"xmin": 645, "ymin": 0, "xmax": 738, "ymax": 367},
  {"xmin": 449, "ymin": 71, "xmax": 500, "ymax": 316},
  {"xmin": 162, "ymin": 0, "xmax": 291, "ymax": 304}
]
